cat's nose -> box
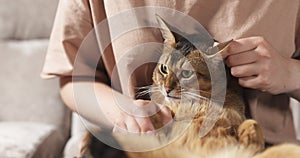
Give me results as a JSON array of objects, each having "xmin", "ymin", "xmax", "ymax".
[{"xmin": 165, "ymin": 87, "xmax": 172, "ymax": 94}]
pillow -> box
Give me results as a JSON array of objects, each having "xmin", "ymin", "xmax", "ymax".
[
  {"xmin": 0, "ymin": 122, "xmax": 55, "ymax": 158},
  {"xmin": 0, "ymin": 40, "xmax": 71, "ymax": 147},
  {"xmin": 0, "ymin": 0, "xmax": 59, "ymax": 40}
]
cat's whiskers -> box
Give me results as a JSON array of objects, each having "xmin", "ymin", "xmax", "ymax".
[
  {"xmin": 182, "ymin": 91, "xmax": 208, "ymax": 101},
  {"xmin": 136, "ymin": 90, "xmax": 151, "ymax": 98},
  {"xmin": 135, "ymin": 85, "xmax": 161, "ymax": 98},
  {"xmin": 135, "ymin": 85, "xmax": 153, "ymax": 90},
  {"xmin": 188, "ymin": 89, "xmax": 211, "ymax": 95}
]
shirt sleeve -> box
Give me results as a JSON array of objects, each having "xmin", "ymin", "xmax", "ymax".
[{"xmin": 41, "ymin": 0, "xmax": 110, "ymax": 84}]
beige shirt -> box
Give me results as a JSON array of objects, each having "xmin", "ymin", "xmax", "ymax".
[{"xmin": 42, "ymin": 0, "xmax": 300, "ymax": 144}]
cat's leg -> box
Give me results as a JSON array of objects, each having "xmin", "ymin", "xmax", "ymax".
[
  {"xmin": 79, "ymin": 132, "xmax": 94, "ymax": 158},
  {"xmin": 237, "ymin": 119, "xmax": 264, "ymax": 151},
  {"xmin": 253, "ymin": 144, "xmax": 300, "ymax": 158}
]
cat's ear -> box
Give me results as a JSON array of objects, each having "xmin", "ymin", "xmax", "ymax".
[
  {"xmin": 156, "ymin": 15, "xmax": 176, "ymax": 47},
  {"xmin": 207, "ymin": 39, "xmax": 233, "ymax": 56}
]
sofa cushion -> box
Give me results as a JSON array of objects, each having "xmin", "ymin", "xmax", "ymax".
[
  {"xmin": 0, "ymin": 0, "xmax": 59, "ymax": 40},
  {"xmin": 0, "ymin": 122, "xmax": 61, "ymax": 158},
  {"xmin": 0, "ymin": 40, "xmax": 71, "ymax": 156},
  {"xmin": 0, "ymin": 40, "xmax": 70, "ymax": 131}
]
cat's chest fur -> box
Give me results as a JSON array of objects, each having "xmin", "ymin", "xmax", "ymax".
[{"xmin": 150, "ymin": 88, "xmax": 246, "ymax": 152}]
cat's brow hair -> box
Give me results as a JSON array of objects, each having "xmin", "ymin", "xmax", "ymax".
[
  {"xmin": 175, "ymin": 38, "xmax": 197, "ymax": 55},
  {"xmin": 170, "ymin": 37, "xmax": 198, "ymax": 65}
]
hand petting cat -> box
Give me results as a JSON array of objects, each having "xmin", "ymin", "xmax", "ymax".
[
  {"xmin": 113, "ymin": 100, "xmax": 172, "ymax": 133},
  {"xmin": 222, "ymin": 36, "xmax": 300, "ymax": 99}
]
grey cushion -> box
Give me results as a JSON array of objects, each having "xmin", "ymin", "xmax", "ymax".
[
  {"xmin": 0, "ymin": 0, "xmax": 59, "ymax": 40},
  {"xmin": 0, "ymin": 40, "xmax": 70, "ymax": 129},
  {"xmin": 0, "ymin": 122, "xmax": 61, "ymax": 158},
  {"xmin": 0, "ymin": 40, "xmax": 71, "ymax": 157}
]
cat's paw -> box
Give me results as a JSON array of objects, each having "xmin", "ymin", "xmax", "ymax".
[{"xmin": 238, "ymin": 119, "xmax": 264, "ymax": 151}]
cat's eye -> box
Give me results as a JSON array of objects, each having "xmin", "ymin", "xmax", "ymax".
[
  {"xmin": 181, "ymin": 70, "xmax": 194, "ymax": 78},
  {"xmin": 160, "ymin": 64, "xmax": 168, "ymax": 74}
]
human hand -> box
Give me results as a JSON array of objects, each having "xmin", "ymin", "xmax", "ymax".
[
  {"xmin": 222, "ymin": 36, "xmax": 295, "ymax": 94},
  {"xmin": 113, "ymin": 100, "xmax": 172, "ymax": 133}
]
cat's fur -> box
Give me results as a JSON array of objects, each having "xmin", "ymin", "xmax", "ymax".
[{"xmin": 80, "ymin": 16, "xmax": 300, "ymax": 158}]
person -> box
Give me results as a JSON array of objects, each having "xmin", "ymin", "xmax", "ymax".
[{"xmin": 42, "ymin": 0, "xmax": 300, "ymax": 146}]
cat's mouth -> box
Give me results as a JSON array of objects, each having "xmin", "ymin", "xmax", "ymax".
[
  {"xmin": 161, "ymin": 87, "xmax": 182, "ymax": 100},
  {"xmin": 165, "ymin": 94, "xmax": 182, "ymax": 101},
  {"xmin": 167, "ymin": 95, "xmax": 181, "ymax": 100}
]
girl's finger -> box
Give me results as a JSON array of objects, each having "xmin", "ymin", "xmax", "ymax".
[
  {"xmin": 222, "ymin": 37, "xmax": 260, "ymax": 58},
  {"xmin": 158, "ymin": 105, "xmax": 173, "ymax": 124},
  {"xmin": 135, "ymin": 117, "xmax": 155, "ymax": 132},
  {"xmin": 226, "ymin": 49, "xmax": 258, "ymax": 67},
  {"xmin": 125, "ymin": 116, "xmax": 141, "ymax": 133},
  {"xmin": 231, "ymin": 63, "xmax": 259, "ymax": 78},
  {"xmin": 238, "ymin": 76, "xmax": 262, "ymax": 90},
  {"xmin": 113, "ymin": 121, "xmax": 127, "ymax": 133}
]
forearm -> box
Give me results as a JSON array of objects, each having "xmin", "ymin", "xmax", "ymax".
[{"xmin": 60, "ymin": 77, "xmax": 128, "ymax": 130}]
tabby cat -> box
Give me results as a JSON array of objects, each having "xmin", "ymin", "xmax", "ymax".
[
  {"xmin": 80, "ymin": 15, "xmax": 300, "ymax": 158},
  {"xmin": 120, "ymin": 15, "xmax": 264, "ymax": 158}
]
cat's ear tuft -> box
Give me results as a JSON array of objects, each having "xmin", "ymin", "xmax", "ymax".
[
  {"xmin": 207, "ymin": 39, "xmax": 233, "ymax": 56},
  {"xmin": 156, "ymin": 15, "xmax": 176, "ymax": 47},
  {"xmin": 216, "ymin": 39, "xmax": 233, "ymax": 53}
]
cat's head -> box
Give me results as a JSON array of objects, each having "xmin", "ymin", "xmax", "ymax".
[{"xmin": 151, "ymin": 15, "xmax": 231, "ymax": 106}]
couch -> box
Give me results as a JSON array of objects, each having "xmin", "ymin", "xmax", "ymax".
[{"xmin": 0, "ymin": 0, "xmax": 74, "ymax": 157}]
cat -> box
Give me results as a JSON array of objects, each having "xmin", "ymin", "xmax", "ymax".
[
  {"xmin": 79, "ymin": 15, "xmax": 300, "ymax": 158},
  {"xmin": 119, "ymin": 15, "xmax": 264, "ymax": 158}
]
